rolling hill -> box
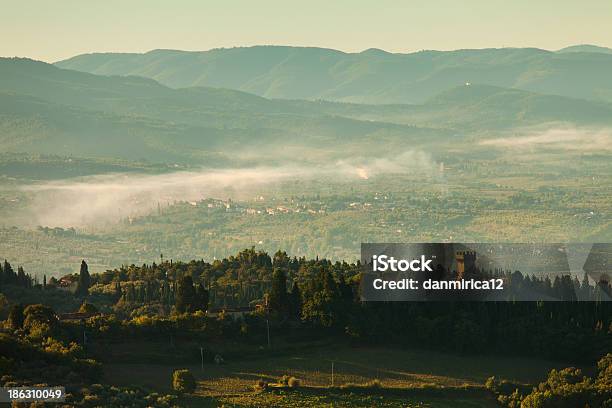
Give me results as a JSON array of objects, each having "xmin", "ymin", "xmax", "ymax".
[
  {"xmin": 56, "ymin": 46, "xmax": 612, "ymax": 104},
  {"xmin": 0, "ymin": 58, "xmax": 448, "ymax": 163},
  {"xmin": 557, "ymin": 44, "xmax": 612, "ymax": 55},
  {"xmin": 2, "ymin": 57, "xmax": 612, "ymax": 165}
]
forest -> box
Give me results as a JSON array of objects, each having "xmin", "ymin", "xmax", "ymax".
[{"xmin": 1, "ymin": 248, "xmax": 610, "ymax": 407}]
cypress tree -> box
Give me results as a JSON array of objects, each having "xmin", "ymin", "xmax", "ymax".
[
  {"xmin": 269, "ymin": 268, "xmax": 288, "ymax": 316},
  {"xmin": 289, "ymin": 281, "xmax": 302, "ymax": 320},
  {"xmin": 196, "ymin": 283, "xmax": 209, "ymax": 312},
  {"xmin": 76, "ymin": 260, "xmax": 91, "ymax": 297},
  {"xmin": 176, "ymin": 275, "xmax": 197, "ymax": 314}
]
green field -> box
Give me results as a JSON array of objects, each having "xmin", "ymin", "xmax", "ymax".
[{"xmin": 101, "ymin": 344, "xmax": 577, "ymax": 407}]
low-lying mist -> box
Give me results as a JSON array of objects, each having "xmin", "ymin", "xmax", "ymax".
[
  {"xmin": 14, "ymin": 151, "xmax": 436, "ymax": 228},
  {"xmin": 479, "ymin": 127, "xmax": 612, "ymax": 151}
]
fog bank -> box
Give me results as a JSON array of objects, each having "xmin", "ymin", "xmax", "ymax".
[{"xmin": 16, "ymin": 151, "xmax": 435, "ymax": 227}]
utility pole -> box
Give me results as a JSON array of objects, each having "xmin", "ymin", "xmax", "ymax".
[
  {"xmin": 331, "ymin": 361, "xmax": 335, "ymax": 386},
  {"xmin": 265, "ymin": 294, "xmax": 271, "ymax": 349},
  {"xmin": 266, "ymin": 318, "xmax": 271, "ymax": 349},
  {"xmin": 200, "ymin": 346, "xmax": 204, "ymax": 371}
]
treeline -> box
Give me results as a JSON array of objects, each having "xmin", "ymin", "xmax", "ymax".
[
  {"xmin": 3, "ymin": 249, "xmax": 611, "ymax": 364},
  {"xmin": 0, "ymin": 260, "xmax": 35, "ymax": 288},
  {"xmin": 91, "ymin": 248, "xmax": 360, "ymax": 310},
  {"xmin": 502, "ymin": 269, "xmax": 611, "ymax": 301},
  {"xmin": 78, "ymin": 248, "xmax": 611, "ymax": 363},
  {"xmin": 457, "ymin": 267, "xmax": 610, "ymax": 301}
]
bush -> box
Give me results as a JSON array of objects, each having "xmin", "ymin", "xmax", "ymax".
[
  {"xmin": 79, "ymin": 302, "xmax": 99, "ymax": 314},
  {"xmin": 486, "ymin": 375, "xmax": 524, "ymax": 396},
  {"xmin": 172, "ymin": 369, "xmax": 196, "ymax": 394},
  {"xmin": 598, "ymin": 353, "xmax": 612, "ymax": 387},
  {"xmin": 288, "ymin": 377, "xmax": 301, "ymax": 388},
  {"xmin": 254, "ymin": 378, "xmax": 268, "ymax": 391},
  {"xmin": 494, "ymin": 357, "xmax": 612, "ymax": 408},
  {"xmin": 7, "ymin": 304, "xmax": 24, "ymax": 330}
]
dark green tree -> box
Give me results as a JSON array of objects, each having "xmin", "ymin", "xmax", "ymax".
[
  {"xmin": 23, "ymin": 304, "xmax": 57, "ymax": 331},
  {"xmin": 175, "ymin": 276, "xmax": 197, "ymax": 314},
  {"xmin": 8, "ymin": 303, "xmax": 25, "ymax": 330},
  {"xmin": 196, "ymin": 283, "xmax": 209, "ymax": 312},
  {"xmin": 269, "ymin": 268, "xmax": 288, "ymax": 317},
  {"xmin": 289, "ymin": 281, "xmax": 302, "ymax": 320},
  {"xmin": 76, "ymin": 260, "xmax": 91, "ymax": 297}
]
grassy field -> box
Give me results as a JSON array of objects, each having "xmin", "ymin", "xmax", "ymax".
[{"xmin": 102, "ymin": 344, "xmax": 577, "ymax": 407}]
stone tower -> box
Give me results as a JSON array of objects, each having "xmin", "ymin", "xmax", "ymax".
[{"xmin": 455, "ymin": 251, "xmax": 476, "ymax": 279}]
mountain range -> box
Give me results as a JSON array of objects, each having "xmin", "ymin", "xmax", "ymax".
[
  {"xmin": 55, "ymin": 45, "xmax": 612, "ymax": 104},
  {"xmin": 1, "ymin": 45, "xmax": 612, "ymax": 165}
]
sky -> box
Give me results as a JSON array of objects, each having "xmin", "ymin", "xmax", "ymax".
[{"xmin": 2, "ymin": 0, "xmax": 612, "ymax": 62}]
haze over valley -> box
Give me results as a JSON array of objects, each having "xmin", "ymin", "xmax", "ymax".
[{"xmin": 1, "ymin": 45, "xmax": 611, "ymax": 277}]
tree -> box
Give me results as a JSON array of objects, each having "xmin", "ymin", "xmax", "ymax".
[
  {"xmin": 23, "ymin": 304, "xmax": 57, "ymax": 339},
  {"xmin": 597, "ymin": 353, "xmax": 612, "ymax": 388},
  {"xmin": 289, "ymin": 281, "xmax": 302, "ymax": 320},
  {"xmin": 79, "ymin": 302, "xmax": 99, "ymax": 314},
  {"xmin": 2, "ymin": 260, "xmax": 15, "ymax": 285},
  {"xmin": 172, "ymin": 369, "xmax": 196, "ymax": 393},
  {"xmin": 273, "ymin": 250, "xmax": 290, "ymax": 268},
  {"xmin": 76, "ymin": 260, "xmax": 91, "ymax": 297},
  {"xmin": 0, "ymin": 294, "xmax": 6, "ymax": 315},
  {"xmin": 23, "ymin": 304, "xmax": 57, "ymax": 329},
  {"xmin": 269, "ymin": 268, "xmax": 288, "ymax": 317},
  {"xmin": 175, "ymin": 276, "xmax": 197, "ymax": 314},
  {"xmin": 196, "ymin": 283, "xmax": 209, "ymax": 313},
  {"xmin": 7, "ymin": 303, "xmax": 25, "ymax": 330},
  {"xmin": 301, "ymin": 269, "xmax": 341, "ymax": 328}
]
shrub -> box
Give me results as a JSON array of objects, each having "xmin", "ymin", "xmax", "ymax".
[
  {"xmin": 288, "ymin": 377, "xmax": 301, "ymax": 388},
  {"xmin": 254, "ymin": 378, "xmax": 268, "ymax": 391},
  {"xmin": 494, "ymin": 358, "xmax": 612, "ymax": 408},
  {"xmin": 172, "ymin": 369, "xmax": 196, "ymax": 394},
  {"xmin": 7, "ymin": 304, "xmax": 24, "ymax": 330},
  {"xmin": 79, "ymin": 302, "xmax": 99, "ymax": 314},
  {"xmin": 597, "ymin": 353, "xmax": 612, "ymax": 387},
  {"xmin": 42, "ymin": 337, "xmax": 83, "ymax": 357},
  {"xmin": 486, "ymin": 375, "xmax": 523, "ymax": 396},
  {"xmin": 364, "ymin": 379, "xmax": 382, "ymax": 388}
]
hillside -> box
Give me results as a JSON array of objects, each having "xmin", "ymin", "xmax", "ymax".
[
  {"xmin": 56, "ymin": 46, "xmax": 612, "ymax": 104},
  {"xmin": 418, "ymin": 84, "xmax": 612, "ymax": 129},
  {"xmin": 0, "ymin": 59, "xmax": 447, "ymax": 163},
  {"xmin": 557, "ymin": 44, "xmax": 612, "ymax": 54},
  {"xmin": 0, "ymin": 92, "xmax": 255, "ymax": 163},
  {"xmin": 2, "ymin": 58, "xmax": 612, "ymax": 164}
]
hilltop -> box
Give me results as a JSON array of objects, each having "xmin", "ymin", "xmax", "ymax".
[
  {"xmin": 557, "ymin": 44, "xmax": 612, "ymax": 54},
  {"xmin": 56, "ymin": 45, "xmax": 612, "ymax": 104}
]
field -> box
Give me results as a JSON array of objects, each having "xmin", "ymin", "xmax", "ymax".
[{"xmin": 101, "ymin": 344, "xmax": 578, "ymax": 407}]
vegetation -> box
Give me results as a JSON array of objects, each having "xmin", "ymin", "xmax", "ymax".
[
  {"xmin": 172, "ymin": 369, "xmax": 196, "ymax": 394},
  {"xmin": 489, "ymin": 354, "xmax": 612, "ymax": 407},
  {"xmin": 55, "ymin": 46, "xmax": 612, "ymax": 104},
  {"xmin": 0, "ymin": 250, "xmax": 610, "ymax": 406},
  {"xmin": 1, "ymin": 43, "xmax": 611, "ymax": 407}
]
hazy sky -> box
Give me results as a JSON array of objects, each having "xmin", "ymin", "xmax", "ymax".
[{"xmin": 2, "ymin": 0, "xmax": 611, "ymax": 62}]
